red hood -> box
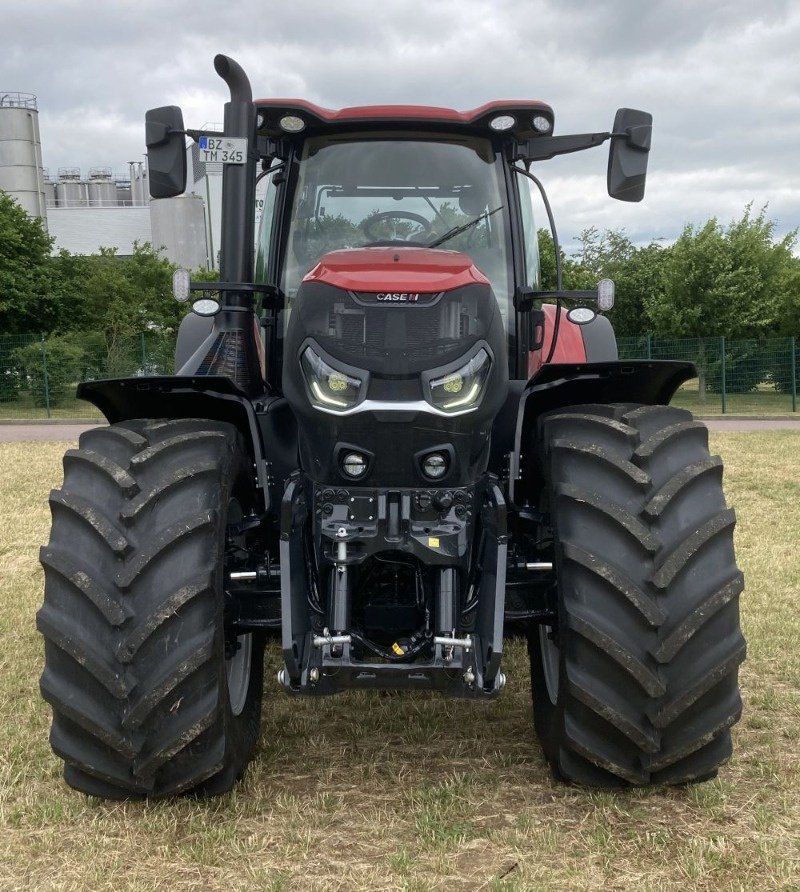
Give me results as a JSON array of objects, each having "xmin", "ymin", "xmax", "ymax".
[{"xmin": 302, "ymin": 247, "xmax": 490, "ymax": 293}]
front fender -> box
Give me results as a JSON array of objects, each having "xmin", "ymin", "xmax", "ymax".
[
  {"xmin": 509, "ymin": 359, "xmax": 696, "ymax": 504},
  {"xmin": 77, "ymin": 375, "xmax": 272, "ymax": 509}
]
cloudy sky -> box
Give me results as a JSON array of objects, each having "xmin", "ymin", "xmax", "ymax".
[{"xmin": 3, "ymin": 0, "xmax": 798, "ymax": 251}]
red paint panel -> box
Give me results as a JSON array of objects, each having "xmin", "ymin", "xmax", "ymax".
[
  {"xmin": 303, "ymin": 247, "xmax": 490, "ymax": 293},
  {"xmin": 528, "ymin": 304, "xmax": 587, "ymax": 378},
  {"xmin": 255, "ymin": 98, "xmax": 553, "ymax": 128}
]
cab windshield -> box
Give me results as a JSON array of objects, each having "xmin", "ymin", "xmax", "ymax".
[{"xmin": 280, "ymin": 134, "xmax": 512, "ymax": 328}]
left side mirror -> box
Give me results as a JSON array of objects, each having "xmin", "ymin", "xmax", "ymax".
[
  {"xmin": 607, "ymin": 108, "xmax": 652, "ymax": 202},
  {"xmin": 145, "ymin": 105, "xmax": 187, "ymax": 199}
]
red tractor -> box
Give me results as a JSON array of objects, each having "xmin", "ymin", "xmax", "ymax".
[{"xmin": 38, "ymin": 55, "xmax": 744, "ymax": 797}]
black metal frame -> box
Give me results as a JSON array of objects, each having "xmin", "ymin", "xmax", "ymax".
[{"xmin": 277, "ymin": 473, "xmax": 508, "ymax": 697}]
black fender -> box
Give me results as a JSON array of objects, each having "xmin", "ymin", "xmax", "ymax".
[
  {"xmin": 509, "ymin": 359, "xmax": 696, "ymax": 505},
  {"xmin": 77, "ymin": 375, "xmax": 276, "ymax": 512}
]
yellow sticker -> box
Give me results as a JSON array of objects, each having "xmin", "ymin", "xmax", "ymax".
[
  {"xmin": 392, "ymin": 642, "xmax": 405, "ymax": 656},
  {"xmin": 428, "ymin": 537, "xmax": 440, "ymax": 548}
]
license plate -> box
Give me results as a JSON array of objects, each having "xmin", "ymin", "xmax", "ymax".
[{"xmin": 198, "ymin": 136, "xmax": 247, "ymax": 164}]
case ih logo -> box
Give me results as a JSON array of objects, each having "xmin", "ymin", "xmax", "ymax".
[
  {"xmin": 351, "ymin": 291, "xmax": 442, "ymax": 306},
  {"xmin": 376, "ymin": 292, "xmax": 421, "ymax": 302}
]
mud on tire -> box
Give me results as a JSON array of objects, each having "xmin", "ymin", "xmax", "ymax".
[
  {"xmin": 38, "ymin": 419, "xmax": 264, "ymax": 798},
  {"xmin": 528, "ymin": 404, "xmax": 746, "ymax": 786}
]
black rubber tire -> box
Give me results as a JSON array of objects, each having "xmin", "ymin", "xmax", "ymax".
[
  {"xmin": 528, "ymin": 404, "xmax": 746, "ymax": 786},
  {"xmin": 38, "ymin": 418, "xmax": 264, "ymax": 798}
]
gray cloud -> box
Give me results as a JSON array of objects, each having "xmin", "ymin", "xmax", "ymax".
[{"xmin": 2, "ymin": 0, "xmax": 798, "ymax": 249}]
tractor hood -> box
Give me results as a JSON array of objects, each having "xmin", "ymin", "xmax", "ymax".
[
  {"xmin": 288, "ymin": 247, "xmax": 504, "ymax": 378},
  {"xmin": 303, "ymin": 246, "xmax": 490, "ymax": 294}
]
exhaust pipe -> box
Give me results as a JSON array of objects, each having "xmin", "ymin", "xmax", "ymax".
[{"xmin": 183, "ymin": 54, "xmax": 265, "ymax": 396}]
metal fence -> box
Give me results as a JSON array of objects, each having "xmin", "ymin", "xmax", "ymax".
[
  {"xmin": 0, "ymin": 332, "xmax": 797, "ymax": 419},
  {"xmin": 617, "ymin": 336, "xmax": 798, "ymax": 415},
  {"xmin": 0, "ymin": 332, "xmax": 176, "ymax": 419}
]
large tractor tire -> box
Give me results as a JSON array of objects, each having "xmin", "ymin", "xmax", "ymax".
[
  {"xmin": 528, "ymin": 404, "xmax": 745, "ymax": 786},
  {"xmin": 38, "ymin": 419, "xmax": 264, "ymax": 798}
]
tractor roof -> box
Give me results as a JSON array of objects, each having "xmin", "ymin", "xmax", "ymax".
[{"xmin": 255, "ymin": 98, "xmax": 554, "ymax": 141}]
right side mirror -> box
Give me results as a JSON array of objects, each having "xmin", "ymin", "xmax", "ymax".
[
  {"xmin": 607, "ymin": 108, "xmax": 652, "ymax": 202},
  {"xmin": 145, "ymin": 105, "xmax": 187, "ymax": 199}
]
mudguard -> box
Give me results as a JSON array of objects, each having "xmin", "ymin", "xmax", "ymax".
[
  {"xmin": 77, "ymin": 376, "xmax": 274, "ymax": 510},
  {"xmin": 509, "ymin": 359, "xmax": 697, "ymax": 504}
]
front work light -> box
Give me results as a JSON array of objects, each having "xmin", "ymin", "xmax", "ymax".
[
  {"xmin": 422, "ymin": 452, "xmax": 448, "ymax": 480},
  {"xmin": 427, "ymin": 348, "xmax": 492, "ymax": 414},
  {"xmin": 300, "ymin": 346, "xmax": 364, "ymax": 411},
  {"xmin": 341, "ymin": 452, "xmax": 368, "ymax": 479},
  {"xmin": 489, "ymin": 114, "xmax": 516, "ymax": 132},
  {"xmin": 192, "ymin": 298, "xmax": 220, "ymax": 317},
  {"xmin": 279, "ymin": 115, "xmax": 305, "ymax": 133}
]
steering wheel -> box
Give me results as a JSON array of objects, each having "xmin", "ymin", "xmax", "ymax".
[{"xmin": 361, "ymin": 211, "xmax": 433, "ymax": 243}]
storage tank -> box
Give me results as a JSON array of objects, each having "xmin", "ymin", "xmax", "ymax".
[
  {"xmin": 149, "ymin": 193, "xmax": 209, "ymax": 269},
  {"xmin": 0, "ymin": 92, "xmax": 47, "ymax": 223},
  {"xmin": 42, "ymin": 168, "xmax": 56, "ymax": 207},
  {"xmin": 115, "ymin": 178, "xmax": 132, "ymax": 206},
  {"xmin": 55, "ymin": 168, "xmax": 88, "ymax": 207},
  {"xmin": 130, "ymin": 162, "xmax": 148, "ymax": 206},
  {"xmin": 88, "ymin": 167, "xmax": 117, "ymax": 206}
]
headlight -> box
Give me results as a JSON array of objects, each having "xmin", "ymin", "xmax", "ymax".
[
  {"xmin": 426, "ymin": 348, "xmax": 492, "ymax": 413},
  {"xmin": 300, "ymin": 346, "xmax": 364, "ymax": 411}
]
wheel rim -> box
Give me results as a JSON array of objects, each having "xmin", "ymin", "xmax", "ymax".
[
  {"xmin": 226, "ymin": 631, "xmax": 253, "ymax": 716},
  {"xmin": 225, "ymin": 497, "xmax": 252, "ymax": 716},
  {"xmin": 539, "ymin": 624, "xmax": 560, "ymax": 705}
]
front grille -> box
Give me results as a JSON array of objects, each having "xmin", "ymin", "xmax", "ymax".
[{"xmin": 302, "ymin": 283, "xmax": 493, "ymax": 375}]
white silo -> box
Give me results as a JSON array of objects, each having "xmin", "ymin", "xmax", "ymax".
[
  {"xmin": 88, "ymin": 167, "xmax": 117, "ymax": 206},
  {"xmin": 42, "ymin": 167, "xmax": 56, "ymax": 207},
  {"xmin": 55, "ymin": 168, "xmax": 88, "ymax": 207},
  {"xmin": 0, "ymin": 92, "xmax": 47, "ymax": 224}
]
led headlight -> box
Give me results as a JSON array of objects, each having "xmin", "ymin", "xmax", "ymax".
[
  {"xmin": 300, "ymin": 346, "xmax": 364, "ymax": 412},
  {"xmin": 426, "ymin": 348, "xmax": 492, "ymax": 414}
]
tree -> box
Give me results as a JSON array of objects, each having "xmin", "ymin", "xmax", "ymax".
[
  {"xmin": 49, "ymin": 243, "xmax": 182, "ymax": 373},
  {"xmin": 0, "ymin": 191, "xmax": 57, "ymax": 333},
  {"xmin": 645, "ymin": 205, "xmax": 796, "ymax": 339},
  {"xmin": 537, "ymin": 229, "xmax": 595, "ymax": 291},
  {"xmin": 571, "ymin": 227, "xmax": 668, "ymax": 338}
]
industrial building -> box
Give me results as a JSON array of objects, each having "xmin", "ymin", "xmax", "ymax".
[{"xmin": 0, "ymin": 92, "xmax": 263, "ymax": 270}]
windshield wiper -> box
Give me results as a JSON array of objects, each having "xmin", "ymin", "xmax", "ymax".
[{"xmin": 426, "ymin": 205, "xmax": 504, "ymax": 249}]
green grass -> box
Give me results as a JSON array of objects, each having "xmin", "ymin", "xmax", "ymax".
[
  {"xmin": 0, "ymin": 390, "xmax": 103, "ymax": 420},
  {"xmin": 0, "ymin": 433, "xmax": 799, "ymax": 890},
  {"xmin": 670, "ymin": 381, "xmax": 797, "ymax": 415}
]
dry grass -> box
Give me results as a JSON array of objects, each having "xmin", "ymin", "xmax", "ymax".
[{"xmin": 0, "ymin": 433, "xmax": 798, "ymax": 891}]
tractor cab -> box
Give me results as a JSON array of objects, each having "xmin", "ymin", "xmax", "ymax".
[{"xmin": 254, "ymin": 99, "xmax": 553, "ymax": 381}]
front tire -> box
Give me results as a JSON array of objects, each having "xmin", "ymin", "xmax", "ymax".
[
  {"xmin": 38, "ymin": 419, "xmax": 264, "ymax": 798},
  {"xmin": 528, "ymin": 404, "xmax": 745, "ymax": 786}
]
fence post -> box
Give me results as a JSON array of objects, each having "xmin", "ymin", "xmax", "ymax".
[
  {"xmin": 646, "ymin": 334, "xmax": 652, "ymax": 360},
  {"xmin": 791, "ymin": 336, "xmax": 797, "ymax": 414},
  {"xmin": 720, "ymin": 336, "xmax": 727, "ymax": 415},
  {"xmin": 40, "ymin": 334, "xmax": 51, "ymax": 419},
  {"xmin": 140, "ymin": 332, "xmax": 147, "ymax": 372}
]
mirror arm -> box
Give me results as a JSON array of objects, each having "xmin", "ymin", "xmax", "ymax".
[{"xmin": 514, "ymin": 131, "xmax": 610, "ymax": 162}]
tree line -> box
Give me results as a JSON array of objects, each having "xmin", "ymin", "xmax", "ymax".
[{"xmin": 538, "ymin": 205, "xmax": 800, "ymax": 340}]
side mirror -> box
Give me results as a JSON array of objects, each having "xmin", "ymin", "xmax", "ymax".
[
  {"xmin": 607, "ymin": 108, "xmax": 652, "ymax": 202},
  {"xmin": 145, "ymin": 106, "xmax": 187, "ymax": 199}
]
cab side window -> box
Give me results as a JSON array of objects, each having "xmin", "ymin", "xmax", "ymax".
[{"xmin": 517, "ymin": 173, "xmax": 540, "ymax": 288}]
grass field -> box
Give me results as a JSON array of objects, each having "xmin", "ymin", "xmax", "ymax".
[{"xmin": 0, "ymin": 433, "xmax": 798, "ymax": 891}]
